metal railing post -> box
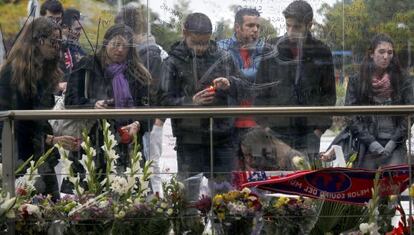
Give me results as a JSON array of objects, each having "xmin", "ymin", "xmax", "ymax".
[
  {"xmin": 1, "ymin": 117, "xmax": 15, "ymax": 235},
  {"xmin": 2, "ymin": 118, "xmax": 15, "ymax": 196}
]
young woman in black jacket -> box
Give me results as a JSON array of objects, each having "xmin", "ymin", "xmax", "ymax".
[
  {"xmin": 345, "ymin": 34, "xmax": 414, "ymax": 169},
  {"xmin": 65, "ymin": 24, "xmax": 152, "ymax": 179},
  {"xmin": 0, "ymin": 17, "xmax": 79, "ymax": 200}
]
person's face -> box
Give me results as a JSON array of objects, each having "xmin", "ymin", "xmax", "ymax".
[
  {"xmin": 370, "ymin": 41, "xmax": 394, "ymax": 70},
  {"xmin": 106, "ymin": 35, "xmax": 129, "ymax": 64},
  {"xmin": 184, "ymin": 32, "xmax": 211, "ymax": 56},
  {"xmin": 241, "ymin": 145, "xmax": 254, "ymax": 171},
  {"xmin": 235, "ymin": 15, "xmax": 260, "ymax": 46},
  {"xmin": 45, "ymin": 10, "xmax": 62, "ymax": 25},
  {"xmin": 68, "ymin": 21, "xmax": 82, "ymax": 41},
  {"xmin": 285, "ymin": 17, "xmax": 311, "ymax": 43},
  {"xmin": 38, "ymin": 29, "xmax": 61, "ymax": 60}
]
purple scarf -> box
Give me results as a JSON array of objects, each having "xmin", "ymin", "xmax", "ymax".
[{"xmin": 106, "ymin": 63, "xmax": 133, "ymax": 108}]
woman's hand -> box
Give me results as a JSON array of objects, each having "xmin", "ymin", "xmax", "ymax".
[
  {"xmin": 121, "ymin": 121, "xmax": 140, "ymax": 137},
  {"xmin": 192, "ymin": 88, "xmax": 215, "ymax": 105},
  {"xmin": 213, "ymin": 77, "xmax": 230, "ymax": 90},
  {"xmin": 95, "ymin": 100, "xmax": 108, "ymax": 109},
  {"xmin": 53, "ymin": 135, "xmax": 80, "ymax": 151}
]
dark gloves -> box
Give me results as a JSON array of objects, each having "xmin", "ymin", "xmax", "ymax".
[{"xmin": 368, "ymin": 141, "xmax": 385, "ymax": 155}]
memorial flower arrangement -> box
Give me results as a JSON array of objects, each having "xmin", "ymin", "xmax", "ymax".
[
  {"xmin": 211, "ymin": 187, "xmax": 261, "ymax": 235},
  {"xmin": 261, "ymin": 196, "xmax": 319, "ymax": 235},
  {"xmin": 1, "ymin": 120, "xmax": 174, "ymax": 235}
]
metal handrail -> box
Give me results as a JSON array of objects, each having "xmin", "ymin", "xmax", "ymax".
[
  {"xmin": 0, "ymin": 105, "xmax": 414, "ymax": 120},
  {"xmin": 1, "ymin": 106, "xmax": 414, "ymax": 235}
]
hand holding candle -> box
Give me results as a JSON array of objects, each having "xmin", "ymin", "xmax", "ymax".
[{"xmin": 212, "ymin": 77, "xmax": 230, "ymax": 90}]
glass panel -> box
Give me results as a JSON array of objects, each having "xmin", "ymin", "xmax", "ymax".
[{"xmin": 0, "ymin": 0, "xmax": 413, "ymax": 234}]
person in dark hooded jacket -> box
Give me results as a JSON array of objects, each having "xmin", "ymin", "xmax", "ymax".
[
  {"xmin": 255, "ymin": 0, "xmax": 336, "ymax": 166},
  {"xmin": 160, "ymin": 13, "xmax": 243, "ymax": 180}
]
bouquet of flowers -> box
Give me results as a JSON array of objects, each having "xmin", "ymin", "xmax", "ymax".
[
  {"xmin": 261, "ymin": 196, "xmax": 319, "ymax": 235},
  {"xmin": 163, "ymin": 176, "xmax": 205, "ymax": 235},
  {"xmin": 212, "ymin": 188, "xmax": 261, "ymax": 235},
  {"xmin": 111, "ymin": 193, "xmax": 172, "ymax": 235}
]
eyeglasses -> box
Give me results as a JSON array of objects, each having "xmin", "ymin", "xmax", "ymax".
[
  {"xmin": 47, "ymin": 15, "xmax": 62, "ymax": 24},
  {"xmin": 48, "ymin": 38, "xmax": 63, "ymax": 49}
]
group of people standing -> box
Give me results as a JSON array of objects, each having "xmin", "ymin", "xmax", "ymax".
[{"xmin": 0, "ymin": 0, "xmax": 412, "ymax": 200}]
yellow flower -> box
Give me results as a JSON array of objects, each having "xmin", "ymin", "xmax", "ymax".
[
  {"xmin": 389, "ymin": 195, "xmax": 398, "ymax": 203},
  {"xmin": 274, "ymin": 197, "xmax": 290, "ymax": 208},
  {"xmin": 409, "ymin": 184, "xmax": 414, "ymax": 197},
  {"xmin": 223, "ymin": 191, "xmax": 239, "ymax": 202},
  {"xmin": 213, "ymin": 195, "xmax": 224, "ymax": 205},
  {"xmin": 241, "ymin": 187, "xmax": 251, "ymax": 195},
  {"xmin": 218, "ymin": 211, "xmax": 225, "ymax": 221}
]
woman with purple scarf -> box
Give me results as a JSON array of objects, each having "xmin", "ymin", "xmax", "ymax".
[
  {"xmin": 345, "ymin": 34, "xmax": 413, "ymax": 169},
  {"xmin": 64, "ymin": 24, "xmax": 152, "ymax": 189}
]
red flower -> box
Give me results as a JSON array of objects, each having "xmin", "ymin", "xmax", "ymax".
[
  {"xmin": 118, "ymin": 128, "xmax": 131, "ymax": 144},
  {"xmin": 16, "ymin": 187, "xmax": 27, "ymax": 196},
  {"xmin": 192, "ymin": 195, "xmax": 212, "ymax": 215}
]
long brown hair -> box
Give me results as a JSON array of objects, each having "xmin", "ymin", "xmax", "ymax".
[
  {"xmin": 3, "ymin": 17, "xmax": 62, "ymax": 96},
  {"xmin": 359, "ymin": 34, "xmax": 403, "ymax": 103},
  {"xmin": 97, "ymin": 24, "xmax": 151, "ymax": 85}
]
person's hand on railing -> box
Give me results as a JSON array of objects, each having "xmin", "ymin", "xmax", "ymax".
[
  {"xmin": 213, "ymin": 77, "xmax": 230, "ymax": 90},
  {"xmin": 192, "ymin": 88, "xmax": 215, "ymax": 105},
  {"xmin": 383, "ymin": 140, "xmax": 396, "ymax": 157},
  {"xmin": 51, "ymin": 135, "xmax": 80, "ymax": 151},
  {"xmin": 95, "ymin": 100, "xmax": 108, "ymax": 109}
]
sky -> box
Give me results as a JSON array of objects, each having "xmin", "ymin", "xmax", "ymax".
[{"xmin": 145, "ymin": 0, "xmax": 338, "ymax": 36}]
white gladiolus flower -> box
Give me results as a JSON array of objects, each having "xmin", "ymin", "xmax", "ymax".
[
  {"xmin": 59, "ymin": 156, "xmax": 73, "ymax": 180},
  {"xmin": 80, "ymin": 154, "xmax": 94, "ymax": 175},
  {"xmin": 15, "ymin": 177, "xmax": 36, "ymax": 193},
  {"xmin": 81, "ymin": 141, "xmax": 87, "ymax": 150},
  {"xmin": 111, "ymin": 176, "xmax": 129, "ymax": 195},
  {"xmin": 103, "ymin": 120, "xmax": 110, "ymax": 130},
  {"xmin": 167, "ymin": 208, "xmax": 173, "ymax": 216},
  {"xmin": 0, "ymin": 194, "xmax": 16, "ymax": 218},
  {"xmin": 108, "ymin": 133, "xmax": 117, "ymax": 148}
]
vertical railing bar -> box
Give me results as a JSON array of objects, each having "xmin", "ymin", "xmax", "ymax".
[
  {"xmin": 2, "ymin": 118, "xmax": 15, "ymax": 235},
  {"xmin": 209, "ymin": 117, "xmax": 214, "ymax": 235},
  {"xmin": 408, "ymin": 114, "xmax": 412, "ymax": 235}
]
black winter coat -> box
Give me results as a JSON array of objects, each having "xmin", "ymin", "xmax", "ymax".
[
  {"xmin": 345, "ymin": 74, "xmax": 414, "ymax": 146},
  {"xmin": 160, "ymin": 40, "xmax": 242, "ymax": 144},
  {"xmin": 65, "ymin": 55, "xmax": 150, "ymax": 135},
  {"xmin": 138, "ymin": 43, "xmax": 163, "ymax": 106},
  {"xmin": 255, "ymin": 34, "xmax": 336, "ymax": 136},
  {"xmin": 0, "ymin": 64, "xmax": 55, "ymax": 162}
]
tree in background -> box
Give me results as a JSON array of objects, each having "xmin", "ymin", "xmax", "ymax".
[
  {"xmin": 317, "ymin": 0, "xmax": 413, "ymax": 71},
  {"xmin": 151, "ymin": 0, "xmax": 189, "ymax": 51},
  {"xmin": 213, "ymin": 19, "xmax": 232, "ymax": 41}
]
